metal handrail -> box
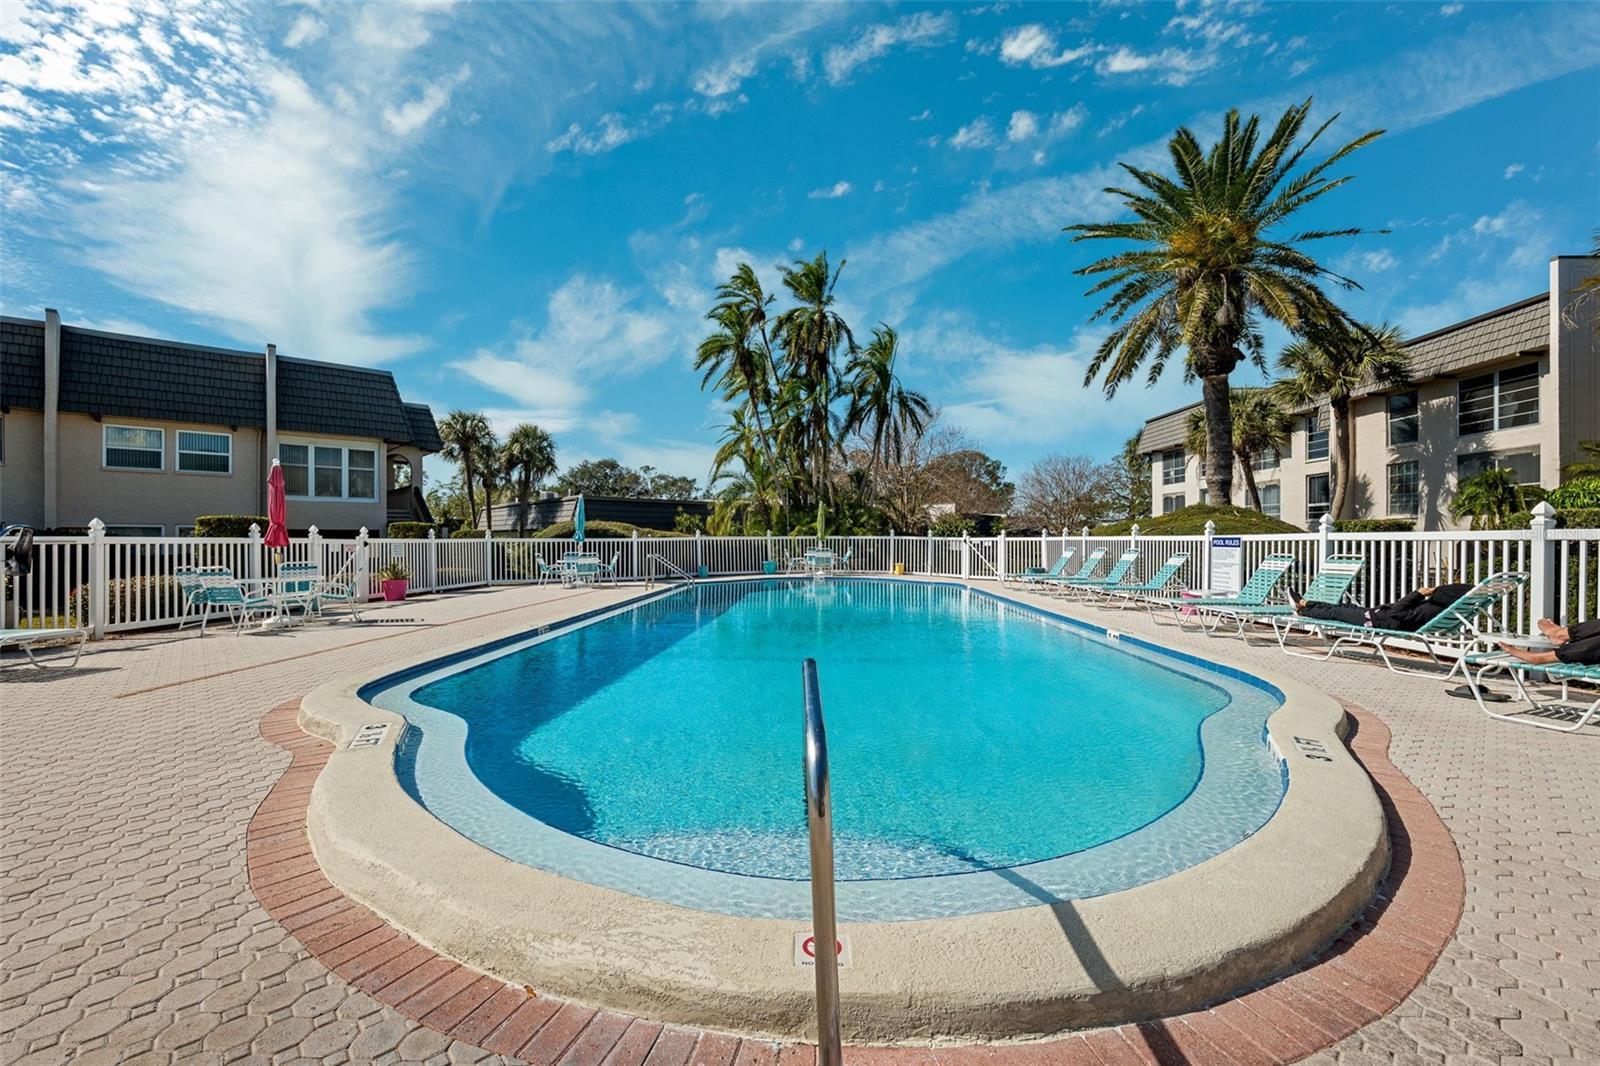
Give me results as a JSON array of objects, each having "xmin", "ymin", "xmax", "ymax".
[
  {"xmin": 643, "ymin": 554, "xmax": 696, "ymax": 588},
  {"xmin": 802, "ymin": 659, "xmax": 843, "ymax": 1066}
]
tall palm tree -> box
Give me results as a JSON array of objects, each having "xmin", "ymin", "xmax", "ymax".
[
  {"xmin": 436, "ymin": 410, "xmax": 493, "ymax": 530},
  {"xmin": 500, "ymin": 424, "xmax": 558, "ymax": 535},
  {"xmin": 697, "ymin": 265, "xmax": 780, "ymax": 473},
  {"xmin": 844, "ymin": 326, "xmax": 932, "ymax": 467},
  {"xmin": 1067, "ymin": 98, "xmax": 1384, "ymax": 505},
  {"xmin": 1184, "ymin": 389, "xmax": 1293, "ymax": 512},
  {"xmin": 1272, "ymin": 320, "xmax": 1410, "ymax": 519},
  {"xmin": 473, "ymin": 434, "xmax": 503, "ymax": 533},
  {"xmin": 774, "ymin": 251, "xmax": 855, "ymax": 536},
  {"xmin": 1450, "ymin": 468, "xmax": 1532, "ymax": 530}
]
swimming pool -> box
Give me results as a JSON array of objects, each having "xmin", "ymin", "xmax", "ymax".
[{"xmin": 368, "ymin": 578, "xmax": 1286, "ymax": 921}]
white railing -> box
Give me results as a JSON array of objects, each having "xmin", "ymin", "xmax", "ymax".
[{"xmin": 3, "ymin": 505, "xmax": 1595, "ymax": 639}]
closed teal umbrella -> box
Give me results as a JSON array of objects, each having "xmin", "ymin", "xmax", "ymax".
[{"xmin": 573, "ymin": 494, "xmax": 586, "ymax": 545}]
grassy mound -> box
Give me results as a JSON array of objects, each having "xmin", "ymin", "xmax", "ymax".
[
  {"xmin": 526, "ymin": 519, "xmax": 685, "ymax": 539},
  {"xmin": 1093, "ymin": 503, "xmax": 1303, "ymax": 536}
]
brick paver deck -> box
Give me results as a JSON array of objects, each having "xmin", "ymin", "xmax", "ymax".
[{"xmin": 2, "ymin": 582, "xmax": 1596, "ymax": 1064}]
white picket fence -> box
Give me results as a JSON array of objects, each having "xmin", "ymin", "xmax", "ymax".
[{"xmin": 4, "ymin": 504, "xmax": 1595, "ymax": 640}]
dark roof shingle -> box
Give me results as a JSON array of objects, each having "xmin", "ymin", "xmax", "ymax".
[
  {"xmin": 1, "ymin": 319, "xmax": 45, "ymax": 410},
  {"xmin": 403, "ymin": 403, "xmax": 442, "ymax": 452}
]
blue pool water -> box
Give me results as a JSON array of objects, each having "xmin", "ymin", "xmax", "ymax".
[{"xmin": 371, "ymin": 579, "xmax": 1286, "ymax": 920}]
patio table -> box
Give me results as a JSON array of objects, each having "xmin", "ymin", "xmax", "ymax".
[
  {"xmin": 803, "ymin": 549, "xmax": 837, "ymax": 574},
  {"xmin": 561, "ymin": 553, "xmax": 602, "ymax": 587}
]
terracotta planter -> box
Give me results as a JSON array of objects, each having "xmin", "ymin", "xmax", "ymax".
[{"xmin": 380, "ymin": 578, "xmax": 409, "ymax": 602}]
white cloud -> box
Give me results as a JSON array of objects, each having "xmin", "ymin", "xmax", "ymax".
[
  {"xmin": 692, "ymin": 54, "xmax": 756, "ymax": 97},
  {"xmin": 1440, "ymin": 4, "xmax": 1464, "ymax": 15},
  {"xmin": 808, "ymin": 180, "xmax": 853, "ymax": 199},
  {"xmin": 949, "ymin": 117, "xmax": 996, "ymax": 150},
  {"xmin": 382, "ymin": 63, "xmax": 471, "ymax": 137},
  {"xmin": 546, "ymin": 104, "xmax": 672, "ymax": 155},
  {"xmin": 283, "ymin": 14, "xmax": 326, "ymax": 49},
  {"xmin": 1361, "ymin": 250, "xmax": 1398, "ymax": 273},
  {"xmin": 909, "ymin": 108, "xmax": 932, "ymax": 122},
  {"xmin": 997, "ymin": 23, "xmax": 1093, "ymax": 69},
  {"xmin": 1046, "ymin": 105, "xmax": 1087, "ymax": 138},
  {"xmin": 1503, "ymin": 162, "xmax": 1525, "ymax": 179},
  {"xmin": 1098, "ymin": 46, "xmax": 1217, "ymax": 85},
  {"xmin": 352, "ymin": 1, "xmax": 455, "ymax": 51},
  {"xmin": 822, "ymin": 11, "xmax": 956, "ymax": 84},
  {"xmin": 1006, "ymin": 110, "xmax": 1038, "ymax": 142}
]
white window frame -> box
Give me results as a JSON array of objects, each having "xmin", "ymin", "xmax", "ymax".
[
  {"xmin": 1458, "ymin": 362, "xmax": 1540, "ymax": 436},
  {"xmin": 1387, "ymin": 391, "xmax": 1419, "ymax": 447},
  {"xmin": 1306, "ymin": 473, "xmax": 1331, "ymax": 525},
  {"xmin": 1305, "ymin": 411, "xmax": 1329, "ymax": 461},
  {"xmin": 1259, "ymin": 483, "xmax": 1282, "ymax": 519},
  {"xmin": 1160, "ymin": 448, "xmax": 1185, "ymax": 486},
  {"xmin": 176, "ymin": 430, "xmax": 233, "ymax": 475},
  {"xmin": 102, "ymin": 424, "xmax": 164, "ymax": 472},
  {"xmin": 1161, "ymin": 492, "xmax": 1185, "ymax": 514},
  {"xmin": 278, "ymin": 438, "xmax": 380, "ymax": 502},
  {"xmin": 1387, "ymin": 460, "xmax": 1420, "ymax": 517}
]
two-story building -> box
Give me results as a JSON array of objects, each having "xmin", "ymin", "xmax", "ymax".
[
  {"xmin": 1136, "ymin": 255, "xmax": 1599, "ymax": 530},
  {"xmin": 0, "ymin": 310, "xmax": 442, "ymax": 536}
]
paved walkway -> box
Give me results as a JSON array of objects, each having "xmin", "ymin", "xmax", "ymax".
[{"xmin": 1, "ymin": 582, "xmax": 1595, "ymax": 1065}]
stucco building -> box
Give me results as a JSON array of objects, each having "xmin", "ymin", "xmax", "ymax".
[
  {"xmin": 1135, "ymin": 256, "xmax": 1599, "ymax": 530},
  {"xmin": 0, "ymin": 311, "xmax": 441, "ymax": 536}
]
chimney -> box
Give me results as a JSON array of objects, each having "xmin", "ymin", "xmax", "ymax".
[{"xmin": 43, "ymin": 308, "xmax": 60, "ymax": 528}]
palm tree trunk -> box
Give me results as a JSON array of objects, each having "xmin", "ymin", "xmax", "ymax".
[
  {"xmin": 517, "ymin": 475, "xmax": 530, "ymax": 536},
  {"xmin": 463, "ymin": 458, "xmax": 479, "ymax": 530},
  {"xmin": 1330, "ymin": 399, "xmax": 1353, "ymax": 520},
  {"xmin": 1240, "ymin": 457, "xmax": 1263, "ymax": 512},
  {"xmin": 1202, "ymin": 373, "xmax": 1235, "ymax": 505}
]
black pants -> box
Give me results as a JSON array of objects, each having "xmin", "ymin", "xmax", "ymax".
[
  {"xmin": 1558, "ymin": 619, "xmax": 1600, "ymax": 665},
  {"xmin": 1296, "ymin": 602, "xmax": 1369, "ymax": 626}
]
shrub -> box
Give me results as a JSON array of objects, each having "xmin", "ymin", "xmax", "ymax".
[
  {"xmin": 929, "ymin": 513, "xmax": 975, "ymax": 536},
  {"xmin": 528, "ymin": 519, "xmax": 684, "ymax": 539},
  {"xmin": 385, "ymin": 521, "xmax": 435, "ymax": 539},
  {"xmin": 193, "ymin": 515, "xmax": 268, "ymax": 538},
  {"xmin": 450, "ymin": 527, "xmax": 485, "ymax": 539},
  {"xmin": 1560, "ymin": 507, "xmax": 1600, "ymax": 529},
  {"xmin": 673, "ymin": 509, "xmax": 705, "ymax": 534},
  {"xmin": 1093, "ymin": 503, "xmax": 1302, "ymax": 536},
  {"xmin": 376, "ymin": 560, "xmax": 412, "ymax": 582},
  {"xmin": 1333, "ymin": 518, "xmax": 1415, "ymax": 533},
  {"xmin": 67, "ymin": 575, "xmax": 179, "ymax": 623},
  {"xmin": 1546, "ymin": 476, "xmax": 1600, "ymax": 510}
]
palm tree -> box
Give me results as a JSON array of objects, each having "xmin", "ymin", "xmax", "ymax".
[
  {"xmin": 1272, "ymin": 320, "xmax": 1410, "ymax": 519},
  {"xmin": 500, "ymin": 424, "xmax": 557, "ymax": 535},
  {"xmin": 436, "ymin": 410, "xmax": 493, "ymax": 530},
  {"xmin": 1450, "ymin": 467, "xmax": 1532, "ymax": 530},
  {"xmin": 774, "ymin": 251, "xmax": 855, "ymax": 536},
  {"xmin": 473, "ymin": 434, "xmax": 503, "ymax": 533},
  {"xmin": 1067, "ymin": 98, "xmax": 1385, "ymax": 505},
  {"xmin": 844, "ymin": 326, "xmax": 932, "ymax": 467},
  {"xmin": 1184, "ymin": 390, "xmax": 1293, "ymax": 512},
  {"xmin": 697, "ymin": 265, "xmax": 780, "ymax": 474}
]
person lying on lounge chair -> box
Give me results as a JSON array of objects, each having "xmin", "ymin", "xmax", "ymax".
[
  {"xmin": 1291, "ymin": 583, "xmax": 1472, "ymax": 632},
  {"xmin": 1496, "ymin": 618, "xmax": 1600, "ymax": 666}
]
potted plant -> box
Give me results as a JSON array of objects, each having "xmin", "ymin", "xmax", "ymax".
[{"xmin": 377, "ymin": 560, "xmax": 412, "ymax": 601}]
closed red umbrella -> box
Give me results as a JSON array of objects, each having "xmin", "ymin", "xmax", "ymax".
[{"xmin": 265, "ymin": 460, "xmax": 290, "ymax": 549}]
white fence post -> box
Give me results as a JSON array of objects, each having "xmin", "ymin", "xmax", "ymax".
[
  {"xmin": 961, "ymin": 531, "xmax": 971, "ymax": 581},
  {"xmin": 308, "ymin": 524, "xmax": 322, "ymax": 572},
  {"xmin": 695, "ymin": 529, "xmax": 705, "ymax": 577},
  {"xmin": 356, "ymin": 527, "xmax": 371, "ymax": 602},
  {"xmin": 766, "ymin": 529, "xmax": 775, "ymax": 571},
  {"xmin": 888, "ymin": 529, "xmax": 896, "ymax": 573},
  {"xmin": 1202, "ymin": 519, "xmax": 1216, "ymax": 589},
  {"xmin": 1529, "ymin": 501, "xmax": 1557, "ymax": 633},
  {"xmin": 87, "ymin": 517, "xmax": 106, "ymax": 639},
  {"xmin": 631, "ymin": 529, "xmax": 641, "ymax": 580},
  {"xmin": 427, "ymin": 528, "xmax": 438, "ymax": 593},
  {"xmin": 1317, "ymin": 513, "xmax": 1333, "ymax": 569},
  {"xmin": 926, "ymin": 528, "xmax": 933, "ymax": 576},
  {"xmin": 997, "ymin": 529, "xmax": 1007, "ymax": 580},
  {"xmin": 1130, "ymin": 522, "xmax": 1140, "ymax": 543},
  {"xmin": 248, "ymin": 522, "xmax": 263, "ymax": 581},
  {"xmin": 483, "ymin": 527, "xmax": 493, "ymax": 585},
  {"xmin": 1080, "ymin": 526, "xmax": 1089, "ymax": 561}
]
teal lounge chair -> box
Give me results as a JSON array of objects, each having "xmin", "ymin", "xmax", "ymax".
[
  {"xmin": 1287, "ymin": 571, "xmax": 1528, "ymax": 677},
  {"xmin": 535, "ymin": 558, "xmax": 563, "ymax": 586},
  {"xmin": 1050, "ymin": 548, "xmax": 1141, "ymax": 599},
  {"xmin": 1099, "ymin": 552, "xmax": 1190, "ymax": 607},
  {"xmin": 1142, "ymin": 553, "xmax": 1297, "ymax": 630},
  {"xmin": 594, "ymin": 550, "xmax": 622, "ymax": 586},
  {"xmin": 1463, "ymin": 655, "xmax": 1600, "ymax": 733},
  {"xmin": 1007, "ymin": 548, "xmax": 1076, "ymax": 586},
  {"xmin": 197, "ymin": 576, "xmax": 278, "ymax": 634},
  {"xmin": 1038, "ymin": 547, "xmax": 1107, "ymax": 592},
  {"xmin": 0, "ymin": 627, "xmax": 87, "ymax": 669},
  {"xmin": 1227, "ymin": 555, "xmax": 1367, "ymax": 646}
]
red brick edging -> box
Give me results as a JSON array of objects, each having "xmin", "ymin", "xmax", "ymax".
[{"xmin": 247, "ymin": 699, "xmax": 1463, "ymax": 1065}]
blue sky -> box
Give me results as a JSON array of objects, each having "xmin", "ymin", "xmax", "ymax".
[{"xmin": 3, "ymin": 1, "xmax": 1597, "ymax": 488}]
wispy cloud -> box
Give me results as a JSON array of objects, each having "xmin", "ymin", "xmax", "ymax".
[
  {"xmin": 383, "ymin": 63, "xmax": 472, "ymax": 136},
  {"xmin": 808, "ymin": 180, "xmax": 854, "ymax": 200},
  {"xmin": 997, "ymin": 24, "xmax": 1094, "ymax": 69},
  {"xmin": 1098, "ymin": 46, "xmax": 1217, "ymax": 85},
  {"xmin": 1503, "ymin": 162, "xmax": 1525, "ymax": 179},
  {"xmin": 949, "ymin": 117, "xmax": 997, "ymax": 150},
  {"xmin": 547, "ymin": 104, "xmax": 674, "ymax": 156},
  {"xmin": 283, "ymin": 14, "xmax": 327, "ymax": 49},
  {"xmin": 822, "ymin": 11, "xmax": 957, "ymax": 84}
]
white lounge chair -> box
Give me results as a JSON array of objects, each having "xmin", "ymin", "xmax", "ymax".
[
  {"xmin": 1463, "ymin": 654, "xmax": 1600, "ymax": 733},
  {"xmin": 1, "ymin": 627, "xmax": 87, "ymax": 669}
]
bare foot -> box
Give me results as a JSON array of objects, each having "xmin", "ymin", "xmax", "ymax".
[
  {"xmin": 1536, "ymin": 618, "xmax": 1569, "ymax": 643},
  {"xmin": 1498, "ymin": 642, "xmax": 1559, "ymax": 665}
]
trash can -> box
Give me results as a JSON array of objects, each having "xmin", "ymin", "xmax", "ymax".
[
  {"xmin": 697, "ymin": 565, "xmax": 709, "ymax": 578},
  {"xmin": 762, "ymin": 560, "xmax": 778, "ymax": 574},
  {"xmin": 893, "ymin": 562, "xmax": 906, "ymax": 576}
]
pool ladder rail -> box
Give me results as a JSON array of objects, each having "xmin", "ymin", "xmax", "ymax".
[
  {"xmin": 643, "ymin": 554, "xmax": 696, "ymax": 588},
  {"xmin": 802, "ymin": 659, "xmax": 844, "ymax": 1066}
]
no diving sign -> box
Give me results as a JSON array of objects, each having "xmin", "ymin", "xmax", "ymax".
[{"xmin": 793, "ymin": 932, "xmax": 853, "ymax": 968}]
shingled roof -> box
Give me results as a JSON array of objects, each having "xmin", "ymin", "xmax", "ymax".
[
  {"xmin": 0, "ymin": 317, "xmax": 439, "ymax": 452},
  {"xmin": 1137, "ymin": 402, "xmax": 1202, "ymax": 454}
]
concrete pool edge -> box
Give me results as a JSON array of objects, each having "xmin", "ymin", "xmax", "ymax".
[{"xmin": 298, "ymin": 579, "xmax": 1390, "ymax": 1043}]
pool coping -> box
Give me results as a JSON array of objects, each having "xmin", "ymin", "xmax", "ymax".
[{"xmin": 295, "ymin": 577, "xmax": 1391, "ymax": 1043}]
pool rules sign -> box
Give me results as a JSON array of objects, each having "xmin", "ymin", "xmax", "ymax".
[{"xmin": 1210, "ymin": 536, "xmax": 1243, "ymax": 595}]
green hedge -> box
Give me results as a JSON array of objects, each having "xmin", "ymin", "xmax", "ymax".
[
  {"xmin": 1484, "ymin": 508, "xmax": 1600, "ymax": 531},
  {"xmin": 528, "ymin": 519, "xmax": 685, "ymax": 539},
  {"xmin": 1546, "ymin": 477, "xmax": 1600, "ymax": 509},
  {"xmin": 1093, "ymin": 504, "xmax": 1303, "ymax": 536},
  {"xmin": 449, "ymin": 527, "xmax": 485, "ymax": 539},
  {"xmin": 385, "ymin": 522, "xmax": 435, "ymax": 539},
  {"xmin": 1333, "ymin": 518, "xmax": 1415, "ymax": 533},
  {"xmin": 193, "ymin": 515, "xmax": 268, "ymax": 538}
]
